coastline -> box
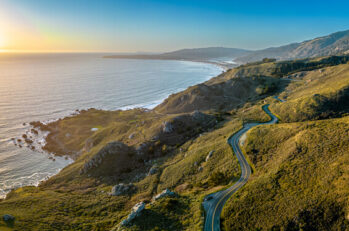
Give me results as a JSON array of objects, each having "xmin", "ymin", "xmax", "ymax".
[
  {"xmin": 3, "ymin": 59, "xmax": 225, "ymax": 199},
  {"xmin": 30, "ymin": 59, "xmax": 225, "ymax": 155},
  {"xmin": 103, "ymin": 55, "xmax": 235, "ymax": 71}
]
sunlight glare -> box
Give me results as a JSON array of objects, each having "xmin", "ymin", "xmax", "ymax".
[{"xmin": 0, "ymin": 31, "xmax": 5, "ymax": 49}]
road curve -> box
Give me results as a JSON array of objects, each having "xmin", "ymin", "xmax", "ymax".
[{"xmin": 203, "ymin": 104, "xmax": 279, "ymax": 231}]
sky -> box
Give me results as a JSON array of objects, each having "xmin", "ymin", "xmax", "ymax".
[{"xmin": 0, "ymin": 0, "xmax": 348, "ymax": 52}]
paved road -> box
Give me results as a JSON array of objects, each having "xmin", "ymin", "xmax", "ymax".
[
  {"xmin": 203, "ymin": 104, "xmax": 279, "ymax": 231},
  {"xmin": 273, "ymin": 96, "xmax": 286, "ymax": 102}
]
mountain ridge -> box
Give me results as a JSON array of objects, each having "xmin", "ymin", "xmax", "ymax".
[
  {"xmin": 105, "ymin": 30, "xmax": 349, "ymax": 66},
  {"xmin": 235, "ymin": 29, "xmax": 349, "ymax": 63},
  {"xmin": 105, "ymin": 47, "xmax": 251, "ymax": 62}
]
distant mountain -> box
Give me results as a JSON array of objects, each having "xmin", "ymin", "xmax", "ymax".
[
  {"xmin": 106, "ymin": 30, "xmax": 349, "ymax": 64},
  {"xmin": 105, "ymin": 47, "xmax": 251, "ymax": 61},
  {"xmin": 235, "ymin": 30, "xmax": 349, "ymax": 63}
]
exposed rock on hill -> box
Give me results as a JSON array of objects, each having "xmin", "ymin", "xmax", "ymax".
[
  {"xmin": 111, "ymin": 183, "xmax": 137, "ymax": 196},
  {"xmin": 119, "ymin": 202, "xmax": 145, "ymax": 227},
  {"xmin": 80, "ymin": 142, "xmax": 140, "ymax": 176},
  {"xmin": 153, "ymin": 188, "xmax": 177, "ymax": 201},
  {"xmin": 148, "ymin": 166, "xmax": 158, "ymax": 175},
  {"xmin": 162, "ymin": 121, "xmax": 174, "ymax": 133},
  {"xmin": 206, "ymin": 150, "xmax": 214, "ymax": 162}
]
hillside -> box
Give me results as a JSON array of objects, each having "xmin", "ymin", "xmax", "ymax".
[
  {"xmin": 105, "ymin": 30, "xmax": 349, "ymax": 66},
  {"xmin": 222, "ymin": 65, "xmax": 349, "ymax": 230},
  {"xmin": 222, "ymin": 116, "xmax": 349, "ymax": 230},
  {"xmin": 1, "ymin": 55, "xmax": 349, "ymax": 230},
  {"xmin": 155, "ymin": 55, "xmax": 349, "ymax": 114},
  {"xmin": 235, "ymin": 30, "xmax": 349, "ymax": 63},
  {"xmin": 105, "ymin": 47, "xmax": 251, "ymax": 62}
]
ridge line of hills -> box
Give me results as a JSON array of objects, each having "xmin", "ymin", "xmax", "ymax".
[{"xmin": 105, "ymin": 29, "xmax": 349, "ymax": 65}]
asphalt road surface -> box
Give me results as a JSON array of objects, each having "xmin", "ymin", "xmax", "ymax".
[{"xmin": 203, "ymin": 104, "xmax": 279, "ymax": 231}]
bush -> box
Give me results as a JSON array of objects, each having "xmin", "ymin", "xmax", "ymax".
[
  {"xmin": 208, "ymin": 171, "xmax": 229, "ymax": 186},
  {"xmin": 262, "ymin": 58, "xmax": 277, "ymax": 63}
]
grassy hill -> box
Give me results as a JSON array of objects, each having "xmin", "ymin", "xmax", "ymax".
[
  {"xmin": 236, "ymin": 30, "xmax": 349, "ymax": 63},
  {"xmin": 1, "ymin": 55, "xmax": 349, "ymax": 230},
  {"xmin": 270, "ymin": 63, "xmax": 349, "ymax": 122},
  {"xmin": 221, "ymin": 61, "xmax": 349, "ymax": 230},
  {"xmin": 222, "ymin": 116, "xmax": 349, "ymax": 230},
  {"xmin": 105, "ymin": 30, "xmax": 349, "ymax": 66}
]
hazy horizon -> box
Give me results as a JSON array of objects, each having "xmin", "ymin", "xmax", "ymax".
[{"xmin": 0, "ymin": 0, "xmax": 349, "ymax": 53}]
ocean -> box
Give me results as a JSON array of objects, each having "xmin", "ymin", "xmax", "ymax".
[{"xmin": 0, "ymin": 53, "xmax": 222, "ymax": 198}]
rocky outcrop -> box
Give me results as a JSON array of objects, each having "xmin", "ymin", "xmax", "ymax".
[
  {"xmin": 111, "ymin": 183, "xmax": 137, "ymax": 196},
  {"xmin": 192, "ymin": 110, "xmax": 208, "ymax": 121},
  {"xmin": 136, "ymin": 142, "xmax": 149, "ymax": 155},
  {"xmin": 119, "ymin": 202, "xmax": 145, "ymax": 227},
  {"xmin": 80, "ymin": 141, "xmax": 139, "ymax": 176},
  {"xmin": 148, "ymin": 166, "xmax": 158, "ymax": 175},
  {"xmin": 161, "ymin": 112, "xmax": 215, "ymax": 137},
  {"xmin": 286, "ymin": 71, "xmax": 307, "ymax": 79},
  {"xmin": 162, "ymin": 121, "xmax": 174, "ymax": 133},
  {"xmin": 153, "ymin": 188, "xmax": 177, "ymax": 201},
  {"xmin": 206, "ymin": 150, "xmax": 214, "ymax": 162}
]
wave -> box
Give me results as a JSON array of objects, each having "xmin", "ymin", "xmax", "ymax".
[{"xmin": 0, "ymin": 170, "xmax": 60, "ymax": 198}]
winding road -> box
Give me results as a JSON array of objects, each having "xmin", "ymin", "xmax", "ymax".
[{"xmin": 203, "ymin": 103, "xmax": 279, "ymax": 231}]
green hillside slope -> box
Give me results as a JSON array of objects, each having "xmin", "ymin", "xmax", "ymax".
[{"xmin": 1, "ymin": 56, "xmax": 349, "ymax": 230}]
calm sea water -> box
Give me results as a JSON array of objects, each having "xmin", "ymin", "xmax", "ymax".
[{"xmin": 0, "ymin": 53, "xmax": 222, "ymax": 198}]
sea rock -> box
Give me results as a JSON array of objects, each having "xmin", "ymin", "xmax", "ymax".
[
  {"xmin": 162, "ymin": 121, "xmax": 174, "ymax": 133},
  {"xmin": 31, "ymin": 128, "xmax": 39, "ymax": 135},
  {"xmin": 24, "ymin": 138, "xmax": 33, "ymax": 144},
  {"xmin": 3, "ymin": 214, "xmax": 15, "ymax": 222},
  {"xmin": 205, "ymin": 150, "xmax": 214, "ymax": 162},
  {"xmin": 111, "ymin": 183, "xmax": 137, "ymax": 196},
  {"xmin": 153, "ymin": 188, "xmax": 176, "ymax": 201},
  {"xmin": 120, "ymin": 202, "xmax": 145, "ymax": 227}
]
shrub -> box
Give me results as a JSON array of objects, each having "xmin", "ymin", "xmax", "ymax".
[{"xmin": 208, "ymin": 171, "xmax": 229, "ymax": 186}]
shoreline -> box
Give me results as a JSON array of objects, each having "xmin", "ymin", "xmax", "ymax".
[
  {"xmin": 3, "ymin": 59, "xmax": 225, "ymax": 199},
  {"xmin": 103, "ymin": 55, "xmax": 235, "ymax": 71}
]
